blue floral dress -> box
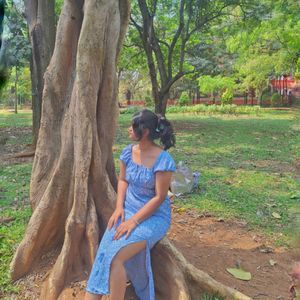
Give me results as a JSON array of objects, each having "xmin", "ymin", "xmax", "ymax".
[{"xmin": 86, "ymin": 144, "xmax": 176, "ymax": 299}]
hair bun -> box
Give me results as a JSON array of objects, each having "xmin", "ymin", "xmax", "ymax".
[{"xmin": 132, "ymin": 109, "xmax": 175, "ymax": 150}]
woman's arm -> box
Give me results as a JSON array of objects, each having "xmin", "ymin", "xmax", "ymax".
[
  {"xmin": 113, "ymin": 171, "xmax": 172, "ymax": 240},
  {"xmin": 116, "ymin": 160, "xmax": 128, "ymax": 209},
  {"xmin": 107, "ymin": 160, "xmax": 128, "ymax": 229},
  {"xmin": 131, "ymin": 171, "xmax": 172, "ymax": 223}
]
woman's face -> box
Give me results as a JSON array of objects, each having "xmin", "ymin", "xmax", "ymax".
[
  {"xmin": 128, "ymin": 125, "xmax": 138, "ymax": 141},
  {"xmin": 128, "ymin": 125, "xmax": 149, "ymax": 141}
]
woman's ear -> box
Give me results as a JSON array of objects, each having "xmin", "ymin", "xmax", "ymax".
[{"xmin": 142, "ymin": 128, "xmax": 150, "ymax": 138}]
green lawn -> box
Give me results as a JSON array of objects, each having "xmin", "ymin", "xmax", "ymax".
[
  {"xmin": 0, "ymin": 110, "xmax": 32, "ymax": 127},
  {"xmin": 0, "ymin": 108, "xmax": 300, "ymax": 296}
]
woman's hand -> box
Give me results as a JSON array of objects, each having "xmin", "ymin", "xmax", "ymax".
[
  {"xmin": 107, "ymin": 207, "xmax": 125, "ymax": 230},
  {"xmin": 113, "ymin": 218, "xmax": 138, "ymax": 240}
]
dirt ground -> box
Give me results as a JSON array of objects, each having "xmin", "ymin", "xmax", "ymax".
[{"xmin": 169, "ymin": 207, "xmax": 297, "ymax": 299}]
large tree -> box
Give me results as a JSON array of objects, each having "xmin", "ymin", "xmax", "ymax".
[{"xmin": 10, "ymin": 1, "xmax": 250, "ymax": 299}]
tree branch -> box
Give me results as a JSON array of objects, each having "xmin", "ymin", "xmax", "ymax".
[
  {"xmin": 168, "ymin": 0, "xmax": 185, "ymax": 78},
  {"xmin": 161, "ymin": 69, "xmax": 194, "ymax": 95},
  {"xmin": 130, "ymin": 15, "xmax": 143, "ymax": 37}
]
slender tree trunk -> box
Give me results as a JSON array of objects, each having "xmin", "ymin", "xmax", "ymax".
[
  {"xmin": 25, "ymin": 0, "xmax": 55, "ymax": 146},
  {"xmin": 0, "ymin": 0, "xmax": 6, "ymax": 90},
  {"xmin": 11, "ymin": 1, "xmax": 250, "ymax": 299},
  {"xmin": 14, "ymin": 66, "xmax": 18, "ymax": 114}
]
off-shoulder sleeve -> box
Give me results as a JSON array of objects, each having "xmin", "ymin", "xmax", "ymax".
[
  {"xmin": 119, "ymin": 144, "xmax": 132, "ymax": 166},
  {"xmin": 153, "ymin": 151, "xmax": 176, "ymax": 173}
]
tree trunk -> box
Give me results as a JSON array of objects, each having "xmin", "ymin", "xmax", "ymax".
[
  {"xmin": 155, "ymin": 92, "xmax": 169, "ymax": 116},
  {"xmin": 25, "ymin": 0, "xmax": 55, "ymax": 146},
  {"xmin": 11, "ymin": 1, "xmax": 250, "ymax": 299},
  {"xmin": 14, "ymin": 66, "xmax": 18, "ymax": 114},
  {"xmin": 0, "ymin": 0, "xmax": 6, "ymax": 90}
]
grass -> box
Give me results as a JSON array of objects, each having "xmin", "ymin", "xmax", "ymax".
[
  {"xmin": 0, "ymin": 109, "xmax": 32, "ymax": 127},
  {"xmin": 0, "ymin": 164, "xmax": 32, "ymax": 296},
  {"xmin": 0, "ymin": 107, "xmax": 300, "ymax": 295}
]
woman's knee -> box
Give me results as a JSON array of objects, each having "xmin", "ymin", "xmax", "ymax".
[
  {"xmin": 110, "ymin": 256, "xmax": 124, "ymax": 273},
  {"xmin": 111, "ymin": 241, "xmax": 147, "ymax": 272}
]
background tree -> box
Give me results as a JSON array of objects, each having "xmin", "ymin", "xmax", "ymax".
[
  {"xmin": 130, "ymin": 0, "xmax": 256, "ymax": 115},
  {"xmin": 10, "ymin": 1, "xmax": 250, "ymax": 299},
  {"xmin": 0, "ymin": 0, "xmax": 6, "ymax": 90},
  {"xmin": 24, "ymin": 0, "xmax": 55, "ymax": 146},
  {"xmin": 197, "ymin": 75, "xmax": 236, "ymax": 103},
  {"xmin": 0, "ymin": 0, "xmax": 31, "ymax": 113},
  {"xmin": 226, "ymin": 0, "xmax": 300, "ymax": 103}
]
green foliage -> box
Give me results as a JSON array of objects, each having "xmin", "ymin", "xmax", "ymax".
[
  {"xmin": 1, "ymin": 1, "xmax": 30, "ymax": 69},
  {"xmin": 271, "ymin": 93, "xmax": 281, "ymax": 107},
  {"xmin": 166, "ymin": 104, "xmax": 261, "ymax": 115},
  {"xmin": 238, "ymin": 55, "xmax": 274, "ymax": 98},
  {"xmin": 0, "ymin": 67, "xmax": 32, "ymax": 106},
  {"xmin": 179, "ymin": 92, "xmax": 190, "ymax": 106},
  {"xmin": 226, "ymin": 0, "xmax": 300, "ymax": 88},
  {"xmin": 197, "ymin": 75, "xmax": 236, "ymax": 100},
  {"xmin": 294, "ymin": 58, "xmax": 300, "ymax": 80},
  {"xmin": 220, "ymin": 89, "xmax": 233, "ymax": 105},
  {"xmin": 144, "ymin": 95, "xmax": 153, "ymax": 107},
  {"xmin": 55, "ymin": 0, "xmax": 64, "ymax": 19},
  {"xmin": 0, "ymin": 1, "xmax": 31, "ymax": 108},
  {"xmin": 260, "ymin": 91, "xmax": 272, "ymax": 107},
  {"xmin": 119, "ymin": 106, "xmax": 142, "ymax": 115}
]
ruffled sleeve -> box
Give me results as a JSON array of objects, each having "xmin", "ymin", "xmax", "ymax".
[
  {"xmin": 153, "ymin": 151, "xmax": 176, "ymax": 173},
  {"xmin": 119, "ymin": 144, "xmax": 132, "ymax": 166}
]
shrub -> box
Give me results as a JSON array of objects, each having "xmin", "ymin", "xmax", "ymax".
[
  {"xmin": 119, "ymin": 106, "xmax": 141, "ymax": 114},
  {"xmin": 261, "ymin": 92, "xmax": 272, "ymax": 107},
  {"xmin": 166, "ymin": 104, "xmax": 261, "ymax": 115},
  {"xmin": 220, "ymin": 89, "xmax": 233, "ymax": 105},
  {"xmin": 179, "ymin": 92, "xmax": 190, "ymax": 106},
  {"xmin": 144, "ymin": 95, "xmax": 153, "ymax": 107},
  {"xmin": 271, "ymin": 93, "xmax": 281, "ymax": 107}
]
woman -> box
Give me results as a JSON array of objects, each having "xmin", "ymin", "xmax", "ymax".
[{"xmin": 85, "ymin": 109, "xmax": 176, "ymax": 300}]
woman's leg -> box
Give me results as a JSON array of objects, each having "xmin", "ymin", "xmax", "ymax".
[
  {"xmin": 84, "ymin": 292, "xmax": 102, "ymax": 300},
  {"xmin": 110, "ymin": 241, "xmax": 146, "ymax": 300}
]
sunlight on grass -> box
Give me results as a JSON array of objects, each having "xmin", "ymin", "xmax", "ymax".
[{"xmin": 0, "ymin": 110, "xmax": 32, "ymax": 127}]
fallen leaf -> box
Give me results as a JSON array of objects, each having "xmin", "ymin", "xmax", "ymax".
[
  {"xmin": 272, "ymin": 212, "xmax": 281, "ymax": 219},
  {"xmin": 226, "ymin": 268, "xmax": 252, "ymax": 281},
  {"xmin": 257, "ymin": 245, "xmax": 274, "ymax": 253},
  {"xmin": 176, "ymin": 207, "xmax": 186, "ymax": 213}
]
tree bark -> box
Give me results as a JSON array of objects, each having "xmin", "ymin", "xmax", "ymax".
[
  {"xmin": 0, "ymin": 0, "xmax": 6, "ymax": 90},
  {"xmin": 25, "ymin": 0, "xmax": 55, "ymax": 146},
  {"xmin": 14, "ymin": 66, "xmax": 18, "ymax": 114},
  {"xmin": 11, "ymin": 1, "xmax": 250, "ymax": 299}
]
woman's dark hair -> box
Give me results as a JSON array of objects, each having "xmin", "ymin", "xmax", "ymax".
[{"xmin": 131, "ymin": 109, "xmax": 175, "ymax": 150}]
